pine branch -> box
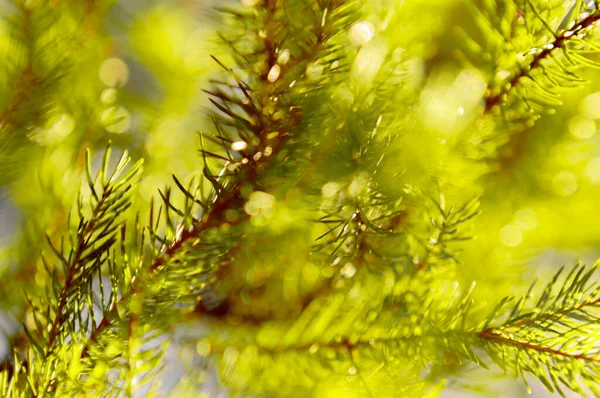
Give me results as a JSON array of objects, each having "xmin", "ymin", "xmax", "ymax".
[
  {"xmin": 50, "ymin": 0, "xmax": 360, "ymax": 386},
  {"xmin": 1, "ymin": 147, "xmax": 142, "ymax": 397},
  {"xmin": 478, "ymin": 330, "xmax": 600, "ymax": 363},
  {"xmin": 484, "ymin": 9, "xmax": 600, "ymax": 111},
  {"xmin": 152, "ymin": 0, "xmax": 350, "ymax": 270},
  {"xmin": 474, "ymin": 263, "xmax": 600, "ymax": 395},
  {"xmin": 454, "ymin": 1, "xmax": 600, "ymax": 173},
  {"xmin": 177, "ymin": 0, "xmax": 360, "ymax": 317}
]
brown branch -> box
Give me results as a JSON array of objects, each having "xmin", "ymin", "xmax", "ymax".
[
  {"xmin": 478, "ymin": 329, "xmax": 600, "ymax": 363},
  {"xmin": 37, "ymin": 187, "xmax": 122, "ymax": 397},
  {"xmin": 484, "ymin": 11, "xmax": 600, "ymax": 112},
  {"xmin": 45, "ymin": 193, "xmax": 109, "ymax": 350},
  {"xmin": 475, "ymin": 297, "xmax": 600, "ymax": 364}
]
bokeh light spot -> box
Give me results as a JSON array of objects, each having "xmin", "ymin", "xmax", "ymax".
[
  {"xmin": 584, "ymin": 157, "xmax": 600, "ymax": 183},
  {"xmin": 99, "ymin": 58, "xmax": 129, "ymax": 87},
  {"xmin": 306, "ymin": 62, "xmax": 324, "ymax": 79},
  {"xmin": 32, "ymin": 114, "xmax": 76, "ymax": 146},
  {"xmin": 581, "ymin": 91, "xmax": 600, "ymax": 119},
  {"xmin": 568, "ymin": 115, "xmax": 596, "ymax": 139},
  {"xmin": 231, "ymin": 141, "xmax": 248, "ymax": 151},
  {"xmin": 101, "ymin": 106, "xmax": 131, "ymax": 134},
  {"xmin": 499, "ymin": 224, "xmax": 523, "ymax": 247},
  {"xmin": 244, "ymin": 191, "xmax": 276, "ymax": 223},
  {"xmin": 514, "ymin": 208, "xmax": 538, "ymax": 231},
  {"xmin": 47, "ymin": 114, "xmax": 75, "ymax": 141},
  {"xmin": 196, "ymin": 340, "xmax": 212, "ymax": 356},
  {"xmin": 277, "ymin": 49, "xmax": 290, "ymax": 65},
  {"xmin": 552, "ymin": 171, "xmax": 578, "ymax": 196},
  {"xmin": 322, "ymin": 182, "xmax": 342, "ymax": 197},
  {"xmin": 340, "ymin": 263, "xmax": 356, "ymax": 278},
  {"xmin": 349, "ymin": 21, "xmax": 375, "ymax": 46},
  {"xmin": 100, "ymin": 88, "xmax": 117, "ymax": 105},
  {"xmin": 348, "ymin": 174, "xmax": 369, "ymax": 197}
]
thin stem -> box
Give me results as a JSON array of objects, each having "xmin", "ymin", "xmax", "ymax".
[
  {"xmin": 484, "ymin": 11, "xmax": 600, "ymax": 111},
  {"xmin": 476, "ymin": 297, "xmax": 600, "ymax": 364},
  {"xmin": 478, "ymin": 329, "xmax": 600, "ymax": 363},
  {"xmin": 46, "ymin": 188, "xmax": 112, "ymax": 351}
]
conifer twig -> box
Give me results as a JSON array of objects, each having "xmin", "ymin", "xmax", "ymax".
[
  {"xmin": 484, "ymin": 10, "xmax": 600, "ymax": 111},
  {"xmin": 478, "ymin": 329, "xmax": 600, "ymax": 363},
  {"xmin": 473, "ymin": 264, "xmax": 600, "ymax": 394}
]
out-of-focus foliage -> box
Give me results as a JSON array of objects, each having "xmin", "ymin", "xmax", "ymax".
[{"xmin": 3, "ymin": 0, "xmax": 600, "ymax": 397}]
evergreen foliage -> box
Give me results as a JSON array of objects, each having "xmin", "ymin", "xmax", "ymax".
[{"xmin": 2, "ymin": 0, "xmax": 600, "ymax": 396}]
